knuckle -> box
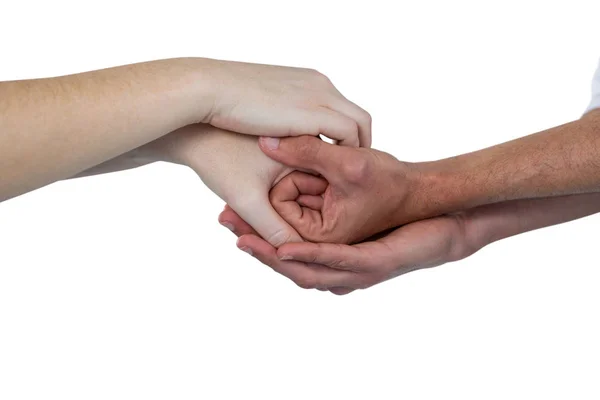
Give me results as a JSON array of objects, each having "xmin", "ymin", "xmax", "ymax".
[
  {"xmin": 303, "ymin": 67, "xmax": 319, "ymax": 75},
  {"xmin": 341, "ymin": 154, "xmax": 370, "ymax": 183},
  {"xmin": 311, "ymin": 69, "xmax": 331, "ymax": 84},
  {"xmin": 363, "ymin": 111, "xmax": 373, "ymax": 126}
]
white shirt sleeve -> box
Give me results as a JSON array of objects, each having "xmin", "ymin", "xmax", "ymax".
[{"xmin": 585, "ymin": 58, "xmax": 600, "ymax": 114}]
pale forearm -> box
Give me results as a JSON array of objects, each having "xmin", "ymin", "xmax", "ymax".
[
  {"xmin": 69, "ymin": 147, "xmax": 158, "ymax": 179},
  {"xmin": 0, "ymin": 58, "xmax": 211, "ymax": 201},
  {"xmin": 69, "ymin": 126, "xmax": 192, "ymax": 179}
]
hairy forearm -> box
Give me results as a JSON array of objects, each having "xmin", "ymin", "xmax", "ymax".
[
  {"xmin": 461, "ymin": 193, "xmax": 600, "ymax": 255},
  {"xmin": 408, "ymin": 110, "xmax": 600, "ymax": 221},
  {"xmin": 0, "ymin": 58, "xmax": 212, "ymax": 201}
]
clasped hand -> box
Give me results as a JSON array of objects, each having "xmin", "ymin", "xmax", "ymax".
[{"xmin": 217, "ymin": 135, "xmax": 478, "ymax": 295}]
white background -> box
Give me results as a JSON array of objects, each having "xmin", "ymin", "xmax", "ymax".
[{"xmin": 1, "ymin": 1, "xmax": 599, "ymax": 399}]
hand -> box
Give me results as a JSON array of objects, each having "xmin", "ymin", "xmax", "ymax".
[
  {"xmin": 218, "ymin": 206, "xmax": 480, "ymax": 295},
  {"xmin": 258, "ymin": 135, "xmax": 422, "ymax": 244},
  {"xmin": 146, "ymin": 123, "xmax": 303, "ymax": 246},
  {"xmin": 201, "ymin": 58, "xmax": 372, "ymax": 147}
]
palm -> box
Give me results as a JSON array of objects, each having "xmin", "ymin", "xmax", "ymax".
[
  {"xmin": 357, "ymin": 214, "xmax": 468, "ymax": 279},
  {"xmin": 220, "ymin": 202, "xmax": 472, "ymax": 294}
]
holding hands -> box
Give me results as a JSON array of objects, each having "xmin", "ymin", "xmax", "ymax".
[
  {"xmin": 6, "ymin": 56, "xmax": 597, "ymax": 294},
  {"xmin": 217, "ymin": 136, "xmax": 472, "ymax": 293}
]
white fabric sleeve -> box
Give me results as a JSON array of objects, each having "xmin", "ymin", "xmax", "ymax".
[{"xmin": 585, "ymin": 58, "xmax": 600, "ymax": 114}]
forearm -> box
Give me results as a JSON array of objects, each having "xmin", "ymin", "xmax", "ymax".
[
  {"xmin": 69, "ymin": 147, "xmax": 159, "ymax": 179},
  {"xmin": 69, "ymin": 126, "xmax": 193, "ymax": 179},
  {"xmin": 408, "ymin": 110, "xmax": 600, "ymax": 220},
  {"xmin": 0, "ymin": 58, "xmax": 212, "ymax": 201},
  {"xmin": 461, "ymin": 193, "xmax": 600, "ymax": 255}
]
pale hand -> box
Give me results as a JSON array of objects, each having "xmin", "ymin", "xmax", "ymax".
[
  {"xmin": 200, "ymin": 59, "xmax": 372, "ymax": 147},
  {"xmin": 145, "ymin": 123, "xmax": 303, "ymax": 247}
]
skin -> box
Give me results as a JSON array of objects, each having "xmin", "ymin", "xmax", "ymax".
[
  {"xmin": 72, "ymin": 124, "xmax": 316, "ymax": 246},
  {"xmin": 145, "ymin": 124, "xmax": 304, "ymax": 246},
  {"xmin": 222, "ymin": 193, "xmax": 600, "ymax": 295},
  {"xmin": 0, "ymin": 57, "xmax": 370, "ymax": 245},
  {"xmin": 258, "ymin": 136, "xmax": 417, "ymax": 244},
  {"xmin": 0, "ymin": 57, "xmax": 370, "ymax": 203},
  {"xmin": 220, "ymin": 110, "xmax": 600, "ymax": 293}
]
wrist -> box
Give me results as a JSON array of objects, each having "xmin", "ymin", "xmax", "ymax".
[
  {"xmin": 395, "ymin": 159, "xmax": 468, "ymax": 226},
  {"xmin": 138, "ymin": 124, "xmax": 205, "ymax": 166},
  {"xmin": 152, "ymin": 57, "xmax": 218, "ymax": 127}
]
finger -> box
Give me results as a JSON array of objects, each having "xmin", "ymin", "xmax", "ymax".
[
  {"xmin": 237, "ymin": 234, "xmax": 358, "ymax": 290},
  {"xmin": 259, "ymin": 136, "xmax": 347, "ymax": 179},
  {"xmin": 310, "ymin": 107, "xmax": 360, "ymax": 147},
  {"xmin": 211, "ymin": 104, "xmax": 358, "ymax": 147},
  {"xmin": 277, "ymin": 242, "xmax": 373, "ymax": 272},
  {"xmin": 218, "ymin": 205, "xmax": 258, "ymax": 237},
  {"xmin": 271, "ymin": 171, "xmax": 328, "ymax": 202},
  {"xmin": 296, "ymin": 194, "xmax": 324, "ymax": 211},
  {"xmin": 269, "ymin": 172, "xmax": 327, "ymax": 233},
  {"xmin": 229, "ymin": 195, "xmax": 303, "ymax": 247},
  {"xmin": 326, "ymin": 99, "xmax": 372, "ymax": 148},
  {"xmin": 329, "ymin": 287, "xmax": 355, "ymax": 296}
]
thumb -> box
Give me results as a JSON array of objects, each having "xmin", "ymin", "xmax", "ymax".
[
  {"xmin": 229, "ymin": 195, "xmax": 303, "ymax": 248},
  {"xmin": 258, "ymin": 136, "xmax": 344, "ymax": 178}
]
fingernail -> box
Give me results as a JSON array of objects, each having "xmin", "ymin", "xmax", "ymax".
[
  {"xmin": 220, "ymin": 221, "xmax": 234, "ymax": 232},
  {"xmin": 279, "ymin": 255, "xmax": 293, "ymax": 261},
  {"xmin": 240, "ymin": 247, "xmax": 253, "ymax": 256},
  {"xmin": 260, "ymin": 137, "xmax": 280, "ymax": 150}
]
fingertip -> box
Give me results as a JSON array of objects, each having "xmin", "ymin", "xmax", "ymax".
[
  {"xmin": 236, "ymin": 235, "xmax": 249, "ymax": 249},
  {"xmin": 219, "ymin": 208, "xmax": 236, "ymax": 222},
  {"xmin": 238, "ymin": 246, "xmax": 253, "ymax": 256},
  {"xmin": 236, "ymin": 235, "xmax": 254, "ymax": 252},
  {"xmin": 330, "ymin": 287, "xmax": 354, "ymax": 296},
  {"xmin": 237, "ymin": 233, "xmax": 270, "ymax": 252},
  {"xmin": 258, "ymin": 136, "xmax": 280, "ymax": 152},
  {"xmin": 219, "ymin": 220, "xmax": 235, "ymax": 233},
  {"xmin": 217, "ymin": 211, "xmax": 230, "ymax": 224},
  {"xmin": 236, "ymin": 236, "xmax": 254, "ymax": 256}
]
